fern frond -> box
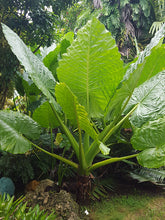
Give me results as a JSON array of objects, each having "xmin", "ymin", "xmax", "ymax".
[
  {"xmin": 129, "ymin": 167, "xmax": 165, "ymax": 185},
  {"xmin": 0, "ymin": 194, "xmax": 56, "ymax": 219},
  {"xmin": 149, "ymin": 20, "xmax": 165, "ymax": 34}
]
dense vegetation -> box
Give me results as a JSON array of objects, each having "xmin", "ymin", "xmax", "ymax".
[
  {"xmin": 0, "ymin": 0, "xmax": 77, "ymax": 109},
  {"xmin": 1, "ymin": 0, "xmax": 164, "ymax": 109},
  {"xmin": 0, "ymin": 16, "xmax": 165, "ymax": 201}
]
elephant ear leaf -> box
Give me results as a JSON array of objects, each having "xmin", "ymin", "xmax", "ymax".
[
  {"xmin": 57, "ymin": 17, "xmax": 124, "ymax": 118},
  {"xmin": 55, "ymin": 83, "xmax": 97, "ymax": 140},
  {"xmin": 43, "ymin": 32, "xmax": 74, "ymax": 80},
  {"xmin": 131, "ymin": 116, "xmax": 165, "ymax": 168},
  {"xmin": 56, "ymin": 83, "xmax": 110, "ymax": 156},
  {"xmin": 105, "ymin": 25, "xmax": 165, "ymax": 122},
  {"xmin": 0, "ymin": 111, "xmax": 40, "ymax": 154},
  {"xmin": 33, "ymin": 101, "xmax": 59, "ymax": 129},
  {"xmin": 1, "ymin": 23, "xmax": 60, "ymax": 112},
  {"xmin": 124, "ymin": 24, "xmax": 165, "ymax": 80},
  {"xmin": 124, "ymin": 71, "xmax": 165, "ymax": 127}
]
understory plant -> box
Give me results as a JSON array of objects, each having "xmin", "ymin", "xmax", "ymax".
[
  {"xmin": 0, "ymin": 194, "xmax": 56, "ymax": 220},
  {"xmin": 0, "ymin": 18, "xmax": 165, "ymax": 201},
  {"xmin": 129, "ymin": 167, "xmax": 165, "ymax": 186}
]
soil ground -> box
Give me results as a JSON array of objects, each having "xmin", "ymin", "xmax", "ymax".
[{"xmin": 18, "ymin": 177, "xmax": 165, "ymax": 219}]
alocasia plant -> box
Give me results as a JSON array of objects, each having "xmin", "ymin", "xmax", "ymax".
[{"xmin": 0, "ymin": 18, "xmax": 165, "ymax": 200}]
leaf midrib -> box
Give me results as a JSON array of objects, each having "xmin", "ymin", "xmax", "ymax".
[
  {"xmin": 86, "ymin": 22, "xmax": 92, "ymax": 115},
  {"xmin": 138, "ymin": 75, "xmax": 163, "ymax": 105},
  {"xmin": 86, "ymin": 41, "xmax": 90, "ymax": 114}
]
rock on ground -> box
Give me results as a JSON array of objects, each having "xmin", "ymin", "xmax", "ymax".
[{"xmin": 25, "ymin": 179, "xmax": 80, "ymax": 220}]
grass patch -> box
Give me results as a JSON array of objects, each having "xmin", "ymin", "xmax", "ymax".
[{"xmin": 86, "ymin": 191, "xmax": 165, "ymax": 220}]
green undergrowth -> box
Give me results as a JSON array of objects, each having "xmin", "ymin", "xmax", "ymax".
[{"xmin": 84, "ymin": 190, "xmax": 165, "ymax": 220}]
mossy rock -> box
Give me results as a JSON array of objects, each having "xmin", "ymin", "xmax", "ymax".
[
  {"xmin": 0, "ymin": 177, "xmax": 15, "ymax": 197},
  {"xmin": 25, "ymin": 189, "xmax": 80, "ymax": 220}
]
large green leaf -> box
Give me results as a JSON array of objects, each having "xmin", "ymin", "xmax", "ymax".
[
  {"xmin": 131, "ymin": 116, "xmax": 165, "ymax": 168},
  {"xmin": 1, "ymin": 23, "xmax": 60, "ymax": 111},
  {"xmin": 57, "ymin": 18, "xmax": 124, "ymax": 118},
  {"xmin": 0, "ymin": 111, "xmax": 40, "ymax": 154},
  {"xmin": 43, "ymin": 44, "xmax": 61, "ymax": 80},
  {"xmin": 134, "ymin": 44, "xmax": 165, "ymax": 86},
  {"xmin": 131, "ymin": 116, "xmax": 165, "ymax": 150},
  {"xmin": 124, "ymin": 24, "xmax": 165, "ymax": 80},
  {"xmin": 43, "ymin": 32, "xmax": 74, "ymax": 80},
  {"xmin": 125, "ymin": 71, "xmax": 165, "ymax": 127},
  {"xmin": 33, "ymin": 101, "xmax": 59, "ymax": 129},
  {"xmin": 55, "ymin": 83, "xmax": 97, "ymax": 140},
  {"xmin": 105, "ymin": 26, "xmax": 165, "ymax": 122},
  {"xmin": 137, "ymin": 146, "xmax": 165, "ymax": 168}
]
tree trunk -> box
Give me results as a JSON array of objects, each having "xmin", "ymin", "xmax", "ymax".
[
  {"xmin": 0, "ymin": 85, "xmax": 8, "ymax": 109},
  {"xmin": 76, "ymin": 175, "xmax": 92, "ymax": 203},
  {"xmin": 93, "ymin": 0, "xmax": 102, "ymax": 9}
]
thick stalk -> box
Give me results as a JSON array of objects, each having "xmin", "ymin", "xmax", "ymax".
[
  {"xmin": 77, "ymin": 113, "xmax": 87, "ymax": 175},
  {"xmin": 30, "ymin": 141, "xmax": 78, "ymax": 170},
  {"xmin": 79, "ymin": 140, "xmax": 88, "ymax": 175},
  {"xmin": 88, "ymin": 154, "xmax": 139, "ymax": 172},
  {"xmin": 49, "ymin": 103, "xmax": 79, "ymax": 158},
  {"xmin": 111, "ymin": 65, "xmax": 144, "ymax": 126},
  {"xmin": 86, "ymin": 104, "xmax": 138, "ymax": 165},
  {"xmin": 83, "ymin": 133, "xmax": 90, "ymax": 152},
  {"xmin": 85, "ymin": 124, "xmax": 111, "ymax": 157},
  {"xmin": 102, "ymin": 104, "xmax": 138, "ymax": 143}
]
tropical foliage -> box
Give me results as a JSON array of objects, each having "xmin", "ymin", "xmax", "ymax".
[
  {"xmin": 0, "ymin": 194, "xmax": 56, "ymax": 220},
  {"xmin": 69, "ymin": 1, "xmax": 164, "ymax": 61},
  {"xmin": 0, "ymin": 0, "xmax": 77, "ymax": 110},
  {"xmin": 150, "ymin": 0, "xmax": 165, "ymax": 34},
  {"xmin": 129, "ymin": 167, "xmax": 165, "ymax": 185},
  {"xmin": 0, "ymin": 18, "xmax": 165, "ymax": 199}
]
